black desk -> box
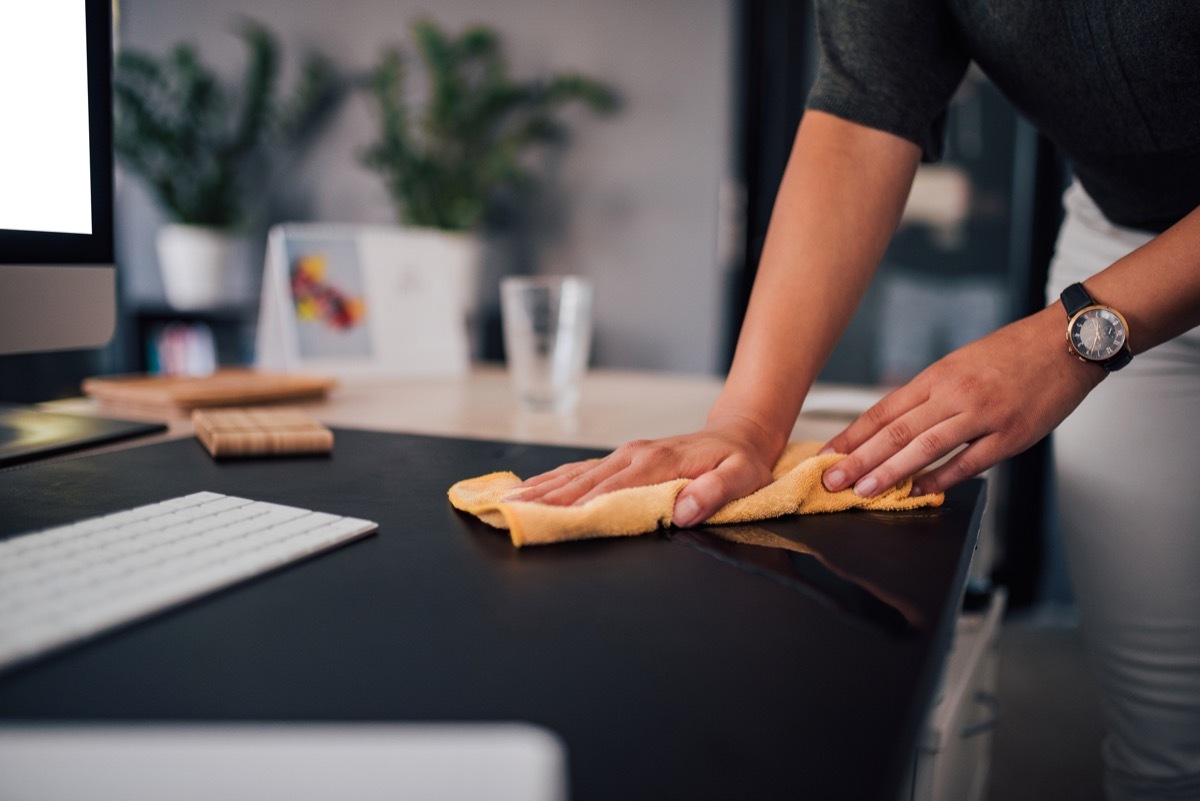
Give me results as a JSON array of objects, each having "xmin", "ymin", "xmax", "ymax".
[{"xmin": 0, "ymin": 430, "xmax": 983, "ymax": 801}]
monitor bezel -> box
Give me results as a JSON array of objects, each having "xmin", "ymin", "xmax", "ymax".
[
  {"xmin": 0, "ymin": 0, "xmax": 117, "ymax": 358},
  {"xmin": 0, "ymin": 0, "xmax": 114, "ymax": 265}
]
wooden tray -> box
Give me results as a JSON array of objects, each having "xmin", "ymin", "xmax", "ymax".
[{"xmin": 82, "ymin": 369, "xmax": 336, "ymax": 414}]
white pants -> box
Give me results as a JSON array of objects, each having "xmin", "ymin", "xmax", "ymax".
[
  {"xmin": 877, "ymin": 271, "xmax": 1005, "ymax": 384},
  {"xmin": 1047, "ymin": 182, "xmax": 1200, "ymax": 801}
]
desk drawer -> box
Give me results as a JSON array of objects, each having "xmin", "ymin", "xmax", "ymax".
[{"xmin": 911, "ymin": 586, "xmax": 1006, "ymax": 801}]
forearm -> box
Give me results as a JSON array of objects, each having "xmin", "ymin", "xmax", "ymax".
[
  {"xmin": 1077, "ymin": 203, "xmax": 1200, "ymax": 354},
  {"xmin": 515, "ymin": 113, "xmax": 921, "ymax": 516},
  {"xmin": 819, "ymin": 198, "xmax": 1200, "ymax": 501},
  {"xmin": 708, "ymin": 110, "xmax": 921, "ymax": 453}
]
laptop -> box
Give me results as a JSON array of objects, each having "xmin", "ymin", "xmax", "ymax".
[{"xmin": 0, "ymin": 404, "xmax": 165, "ymax": 468}]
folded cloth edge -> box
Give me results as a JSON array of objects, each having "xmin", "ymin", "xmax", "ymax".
[{"xmin": 447, "ymin": 441, "xmax": 944, "ymax": 547}]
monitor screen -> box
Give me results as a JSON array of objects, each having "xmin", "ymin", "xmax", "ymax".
[{"xmin": 0, "ymin": 0, "xmax": 116, "ymax": 356}]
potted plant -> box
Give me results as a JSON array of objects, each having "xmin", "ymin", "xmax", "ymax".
[
  {"xmin": 360, "ymin": 19, "xmax": 618, "ymax": 353},
  {"xmin": 114, "ymin": 19, "xmax": 341, "ymax": 310}
]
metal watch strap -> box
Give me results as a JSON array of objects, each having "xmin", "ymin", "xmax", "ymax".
[{"xmin": 1061, "ymin": 282, "xmax": 1094, "ymax": 317}]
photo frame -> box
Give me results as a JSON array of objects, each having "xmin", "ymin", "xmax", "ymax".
[{"xmin": 256, "ymin": 223, "xmax": 474, "ymax": 377}]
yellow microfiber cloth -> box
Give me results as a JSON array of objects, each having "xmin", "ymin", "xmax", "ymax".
[{"xmin": 447, "ymin": 440, "xmax": 944, "ymax": 547}]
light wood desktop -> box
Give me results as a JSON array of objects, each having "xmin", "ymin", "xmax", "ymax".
[{"xmin": 46, "ymin": 364, "xmax": 883, "ymax": 453}]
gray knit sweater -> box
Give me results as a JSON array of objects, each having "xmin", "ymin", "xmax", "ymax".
[{"xmin": 806, "ymin": 0, "xmax": 1200, "ymax": 232}]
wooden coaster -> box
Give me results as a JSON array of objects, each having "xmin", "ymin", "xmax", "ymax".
[{"xmin": 192, "ymin": 408, "xmax": 334, "ymax": 459}]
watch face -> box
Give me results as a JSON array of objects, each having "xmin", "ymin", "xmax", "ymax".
[{"xmin": 1069, "ymin": 307, "xmax": 1127, "ymax": 361}]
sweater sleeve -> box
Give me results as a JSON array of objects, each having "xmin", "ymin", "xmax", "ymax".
[{"xmin": 806, "ymin": 0, "xmax": 971, "ymax": 161}]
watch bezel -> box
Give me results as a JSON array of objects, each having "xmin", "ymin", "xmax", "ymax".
[{"xmin": 1065, "ymin": 303, "xmax": 1130, "ymax": 365}]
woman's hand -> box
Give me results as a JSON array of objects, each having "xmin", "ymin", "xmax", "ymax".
[
  {"xmin": 821, "ymin": 305, "xmax": 1106, "ymax": 497},
  {"xmin": 514, "ymin": 114, "xmax": 936, "ymax": 522},
  {"xmin": 510, "ymin": 417, "xmax": 782, "ymax": 528}
]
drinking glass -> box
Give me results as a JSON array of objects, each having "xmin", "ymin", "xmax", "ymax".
[{"xmin": 500, "ymin": 276, "xmax": 594, "ymax": 414}]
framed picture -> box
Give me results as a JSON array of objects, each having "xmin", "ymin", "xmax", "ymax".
[{"xmin": 256, "ymin": 224, "xmax": 475, "ymax": 377}]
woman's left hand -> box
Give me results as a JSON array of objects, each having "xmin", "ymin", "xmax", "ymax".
[{"xmin": 820, "ymin": 304, "xmax": 1106, "ymax": 497}]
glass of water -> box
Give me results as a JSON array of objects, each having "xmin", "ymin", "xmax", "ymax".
[{"xmin": 500, "ymin": 276, "xmax": 594, "ymax": 414}]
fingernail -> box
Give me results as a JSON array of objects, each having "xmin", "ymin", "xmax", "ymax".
[
  {"xmin": 910, "ymin": 483, "xmax": 924, "ymax": 497},
  {"xmin": 673, "ymin": 496, "xmax": 702, "ymax": 528},
  {"xmin": 854, "ymin": 476, "xmax": 878, "ymax": 498},
  {"xmin": 823, "ymin": 469, "xmax": 846, "ymax": 492},
  {"xmin": 818, "ymin": 445, "xmax": 836, "ymax": 456}
]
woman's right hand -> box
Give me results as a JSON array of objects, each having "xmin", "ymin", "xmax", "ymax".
[
  {"xmin": 509, "ymin": 417, "xmax": 782, "ymax": 528},
  {"xmin": 511, "ymin": 112, "xmax": 925, "ymax": 529}
]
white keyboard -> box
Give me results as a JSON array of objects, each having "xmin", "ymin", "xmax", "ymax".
[{"xmin": 0, "ymin": 492, "xmax": 378, "ymax": 672}]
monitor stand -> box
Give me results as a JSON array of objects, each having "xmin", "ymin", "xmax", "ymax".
[{"xmin": 0, "ymin": 404, "xmax": 165, "ymax": 468}]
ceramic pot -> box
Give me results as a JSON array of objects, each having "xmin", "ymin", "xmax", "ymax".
[
  {"xmin": 156, "ymin": 224, "xmax": 236, "ymax": 310},
  {"xmin": 387, "ymin": 226, "xmax": 483, "ymax": 356}
]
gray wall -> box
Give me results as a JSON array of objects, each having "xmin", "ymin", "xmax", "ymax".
[{"xmin": 116, "ymin": 0, "xmax": 736, "ymax": 374}]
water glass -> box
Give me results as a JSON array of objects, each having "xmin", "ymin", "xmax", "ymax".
[{"xmin": 500, "ymin": 276, "xmax": 594, "ymax": 414}]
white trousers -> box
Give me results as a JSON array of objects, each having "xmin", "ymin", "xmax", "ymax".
[
  {"xmin": 1046, "ymin": 182, "xmax": 1200, "ymax": 801},
  {"xmin": 877, "ymin": 272, "xmax": 1005, "ymax": 383}
]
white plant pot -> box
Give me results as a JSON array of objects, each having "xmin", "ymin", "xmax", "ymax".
[
  {"xmin": 156, "ymin": 224, "xmax": 236, "ymax": 310},
  {"xmin": 386, "ymin": 226, "xmax": 483, "ymax": 354},
  {"xmin": 389, "ymin": 226, "xmax": 483, "ymax": 366},
  {"xmin": 426, "ymin": 229, "xmax": 482, "ymax": 320}
]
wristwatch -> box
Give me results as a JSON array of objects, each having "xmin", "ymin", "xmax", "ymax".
[{"xmin": 1060, "ymin": 282, "xmax": 1132, "ymax": 371}]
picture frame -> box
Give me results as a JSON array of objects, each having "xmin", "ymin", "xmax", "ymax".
[{"xmin": 255, "ymin": 223, "xmax": 475, "ymax": 377}]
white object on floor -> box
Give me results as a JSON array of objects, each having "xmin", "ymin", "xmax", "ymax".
[{"xmin": 0, "ymin": 722, "xmax": 568, "ymax": 801}]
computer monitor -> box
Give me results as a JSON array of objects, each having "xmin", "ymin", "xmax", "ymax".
[
  {"xmin": 0, "ymin": 0, "xmax": 116, "ymax": 356},
  {"xmin": 0, "ymin": 1, "xmax": 164, "ymax": 466}
]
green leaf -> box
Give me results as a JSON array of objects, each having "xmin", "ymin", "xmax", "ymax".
[
  {"xmin": 359, "ymin": 19, "xmax": 620, "ymax": 233},
  {"xmin": 113, "ymin": 18, "xmax": 343, "ymax": 229}
]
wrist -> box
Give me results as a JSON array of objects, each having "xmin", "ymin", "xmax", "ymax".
[
  {"xmin": 1059, "ymin": 281, "xmax": 1133, "ymax": 372},
  {"xmin": 702, "ymin": 410, "xmax": 790, "ymax": 461},
  {"xmin": 1033, "ymin": 302, "xmax": 1108, "ymax": 390}
]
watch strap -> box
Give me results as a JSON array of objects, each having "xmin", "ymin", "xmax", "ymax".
[
  {"xmin": 1104, "ymin": 348, "xmax": 1132, "ymax": 371},
  {"xmin": 1060, "ymin": 282, "xmax": 1094, "ymax": 317}
]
